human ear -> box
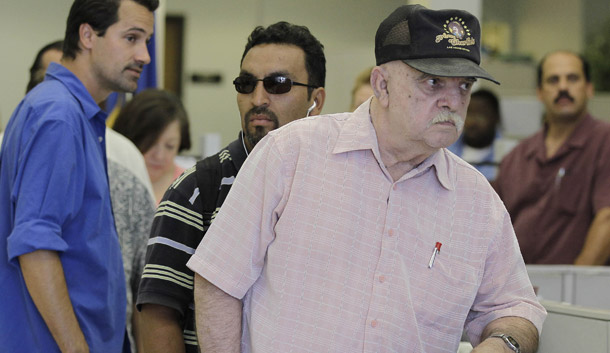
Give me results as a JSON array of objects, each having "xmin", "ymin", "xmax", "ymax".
[
  {"xmin": 309, "ymin": 87, "xmax": 326, "ymax": 116},
  {"xmin": 79, "ymin": 23, "xmax": 95, "ymax": 51},
  {"xmin": 371, "ymin": 66, "xmax": 389, "ymax": 107}
]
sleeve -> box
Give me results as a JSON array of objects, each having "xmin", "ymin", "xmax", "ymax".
[
  {"xmin": 7, "ymin": 119, "xmax": 85, "ymax": 263},
  {"xmin": 186, "ymin": 134, "xmax": 287, "ymax": 300},
  {"xmin": 464, "ymin": 210, "xmax": 547, "ymax": 345},
  {"xmin": 136, "ymin": 171, "xmax": 204, "ymax": 317}
]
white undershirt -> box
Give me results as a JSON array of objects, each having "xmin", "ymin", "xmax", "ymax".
[{"xmin": 461, "ymin": 144, "xmax": 492, "ymax": 164}]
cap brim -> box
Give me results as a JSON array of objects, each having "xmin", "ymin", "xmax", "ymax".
[{"xmin": 403, "ymin": 57, "xmax": 500, "ymax": 85}]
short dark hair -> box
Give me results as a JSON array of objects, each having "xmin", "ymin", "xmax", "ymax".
[
  {"xmin": 63, "ymin": 0, "xmax": 159, "ymax": 60},
  {"xmin": 537, "ymin": 50, "xmax": 591, "ymax": 87},
  {"xmin": 26, "ymin": 40, "xmax": 64, "ymax": 93},
  {"xmin": 241, "ymin": 21, "xmax": 326, "ymax": 98},
  {"xmin": 112, "ymin": 89, "xmax": 191, "ymax": 154},
  {"xmin": 470, "ymin": 89, "xmax": 500, "ymax": 123}
]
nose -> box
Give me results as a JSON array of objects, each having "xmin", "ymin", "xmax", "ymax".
[
  {"xmin": 251, "ymin": 81, "xmax": 270, "ymax": 107},
  {"xmin": 557, "ymin": 77, "xmax": 569, "ymax": 91},
  {"xmin": 136, "ymin": 42, "xmax": 152, "ymax": 65},
  {"xmin": 437, "ymin": 86, "xmax": 463, "ymax": 112},
  {"xmin": 148, "ymin": 144, "xmax": 164, "ymax": 161}
]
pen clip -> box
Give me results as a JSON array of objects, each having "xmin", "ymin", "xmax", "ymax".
[
  {"xmin": 555, "ymin": 167, "xmax": 566, "ymax": 188},
  {"xmin": 428, "ymin": 242, "xmax": 442, "ymax": 269}
]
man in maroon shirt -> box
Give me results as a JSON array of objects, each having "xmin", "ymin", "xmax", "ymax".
[{"xmin": 495, "ymin": 50, "xmax": 610, "ymax": 265}]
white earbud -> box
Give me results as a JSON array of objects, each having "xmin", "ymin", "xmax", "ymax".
[{"xmin": 306, "ymin": 100, "xmax": 317, "ymax": 117}]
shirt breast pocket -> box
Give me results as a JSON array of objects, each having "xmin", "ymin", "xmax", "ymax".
[
  {"xmin": 555, "ymin": 168, "xmax": 583, "ymax": 215},
  {"xmin": 413, "ymin": 258, "xmax": 481, "ymax": 335}
]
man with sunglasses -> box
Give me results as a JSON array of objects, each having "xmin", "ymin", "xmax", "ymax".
[
  {"xmin": 187, "ymin": 5, "xmax": 546, "ymax": 353},
  {"xmin": 136, "ymin": 21, "xmax": 325, "ymax": 353}
]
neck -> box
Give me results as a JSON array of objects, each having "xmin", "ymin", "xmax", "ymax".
[
  {"xmin": 370, "ymin": 99, "xmax": 435, "ymax": 181},
  {"xmin": 61, "ymin": 57, "xmax": 111, "ymax": 104},
  {"xmin": 240, "ymin": 131, "xmax": 252, "ymax": 156},
  {"xmin": 152, "ymin": 166, "xmax": 177, "ymax": 202},
  {"xmin": 544, "ymin": 112, "xmax": 586, "ymax": 158},
  {"xmin": 546, "ymin": 111, "xmax": 586, "ymax": 140}
]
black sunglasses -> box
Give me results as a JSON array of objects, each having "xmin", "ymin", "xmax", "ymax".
[{"xmin": 233, "ymin": 75, "xmax": 319, "ymax": 94}]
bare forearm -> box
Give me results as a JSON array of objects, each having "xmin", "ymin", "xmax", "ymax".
[
  {"xmin": 474, "ymin": 316, "xmax": 539, "ymax": 353},
  {"xmin": 19, "ymin": 250, "xmax": 89, "ymax": 353},
  {"xmin": 575, "ymin": 207, "xmax": 610, "ymax": 265},
  {"xmin": 132, "ymin": 304, "xmax": 144, "ymax": 353},
  {"xmin": 194, "ymin": 274, "xmax": 242, "ymax": 353},
  {"xmin": 138, "ymin": 304, "xmax": 186, "ymax": 353}
]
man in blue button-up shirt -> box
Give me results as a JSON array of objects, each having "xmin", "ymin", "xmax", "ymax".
[{"xmin": 0, "ymin": 0, "xmax": 158, "ymax": 352}]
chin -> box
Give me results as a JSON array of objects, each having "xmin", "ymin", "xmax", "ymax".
[
  {"xmin": 553, "ymin": 111, "xmax": 581, "ymax": 122},
  {"xmin": 147, "ymin": 173, "xmax": 161, "ymax": 183},
  {"xmin": 114, "ymin": 79, "xmax": 138, "ymax": 93},
  {"xmin": 125, "ymin": 84, "xmax": 138, "ymax": 93},
  {"xmin": 146, "ymin": 167, "xmax": 165, "ymax": 182},
  {"xmin": 429, "ymin": 133, "xmax": 458, "ymax": 149},
  {"xmin": 427, "ymin": 141, "xmax": 455, "ymax": 150}
]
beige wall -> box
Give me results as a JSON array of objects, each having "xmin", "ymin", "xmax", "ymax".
[
  {"xmin": 0, "ymin": 1, "xmax": 73, "ymax": 127},
  {"xmin": 0, "ymin": 0, "xmax": 404, "ymax": 156},
  {"xmin": 514, "ymin": 0, "xmax": 583, "ymax": 61},
  {"xmin": 1, "ymin": 0, "xmax": 608, "ymax": 151}
]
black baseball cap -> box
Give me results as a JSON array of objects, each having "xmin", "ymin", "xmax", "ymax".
[{"xmin": 375, "ymin": 4, "xmax": 499, "ymax": 84}]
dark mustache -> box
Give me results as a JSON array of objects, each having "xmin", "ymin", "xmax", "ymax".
[
  {"xmin": 247, "ymin": 106, "xmax": 272, "ymax": 116},
  {"xmin": 554, "ymin": 90, "xmax": 574, "ymax": 103}
]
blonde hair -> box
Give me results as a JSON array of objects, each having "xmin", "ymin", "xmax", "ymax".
[{"xmin": 350, "ymin": 66, "xmax": 374, "ymax": 110}]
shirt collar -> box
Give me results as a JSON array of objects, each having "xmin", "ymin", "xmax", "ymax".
[
  {"xmin": 333, "ymin": 98, "xmax": 378, "ymax": 155},
  {"xmin": 524, "ymin": 113, "xmax": 593, "ymax": 160},
  {"xmin": 46, "ymin": 62, "xmax": 107, "ymax": 122},
  {"xmin": 411, "ymin": 149, "xmax": 455, "ymax": 191},
  {"xmin": 332, "ymin": 98, "xmax": 454, "ymax": 191},
  {"xmin": 563, "ymin": 113, "xmax": 593, "ymax": 149}
]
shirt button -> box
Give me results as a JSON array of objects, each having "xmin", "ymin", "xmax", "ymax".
[
  {"xmin": 371, "ymin": 320, "xmax": 378, "ymax": 328},
  {"xmin": 388, "ymin": 229, "xmax": 394, "ymax": 237},
  {"xmin": 98, "ymin": 136, "xmax": 103, "ymax": 142},
  {"xmin": 393, "ymin": 184, "xmax": 398, "ymax": 191},
  {"xmin": 379, "ymin": 275, "xmax": 386, "ymax": 283}
]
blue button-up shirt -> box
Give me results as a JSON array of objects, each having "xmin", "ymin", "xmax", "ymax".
[{"xmin": 0, "ymin": 63, "xmax": 126, "ymax": 352}]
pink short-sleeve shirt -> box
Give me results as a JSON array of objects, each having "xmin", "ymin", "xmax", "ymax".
[{"xmin": 187, "ymin": 101, "xmax": 546, "ymax": 352}]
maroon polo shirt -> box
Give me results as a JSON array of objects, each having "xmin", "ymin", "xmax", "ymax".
[{"xmin": 494, "ymin": 114, "xmax": 610, "ymax": 264}]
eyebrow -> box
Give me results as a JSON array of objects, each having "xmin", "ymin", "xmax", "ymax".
[
  {"xmin": 417, "ymin": 72, "xmax": 434, "ymax": 80},
  {"xmin": 238, "ymin": 70, "xmax": 291, "ymax": 78},
  {"xmin": 125, "ymin": 26, "xmax": 148, "ymax": 33},
  {"xmin": 123, "ymin": 26, "xmax": 152, "ymax": 39}
]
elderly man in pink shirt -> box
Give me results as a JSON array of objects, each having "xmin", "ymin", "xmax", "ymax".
[{"xmin": 187, "ymin": 5, "xmax": 546, "ymax": 353}]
